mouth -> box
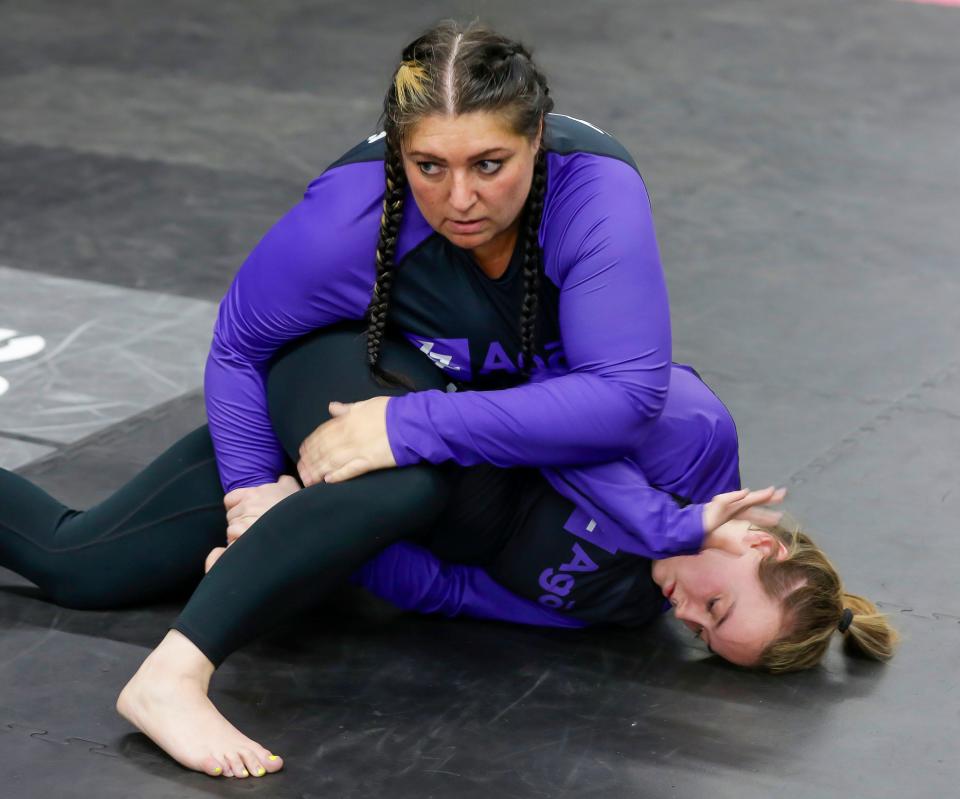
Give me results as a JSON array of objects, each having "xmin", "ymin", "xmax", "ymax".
[{"xmin": 447, "ymin": 218, "xmax": 486, "ymax": 233}]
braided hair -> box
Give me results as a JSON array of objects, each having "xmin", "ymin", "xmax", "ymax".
[{"xmin": 365, "ymin": 20, "xmax": 554, "ymax": 386}]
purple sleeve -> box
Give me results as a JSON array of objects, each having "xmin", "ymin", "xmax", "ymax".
[
  {"xmin": 542, "ymin": 459, "xmax": 708, "ymax": 560},
  {"xmin": 204, "ymin": 164, "xmax": 386, "ymax": 491},
  {"xmin": 386, "ymin": 154, "xmax": 672, "ymax": 468},
  {"xmin": 539, "ymin": 362, "xmax": 743, "ymax": 560},
  {"xmin": 350, "ymin": 541, "xmax": 587, "ymax": 628}
]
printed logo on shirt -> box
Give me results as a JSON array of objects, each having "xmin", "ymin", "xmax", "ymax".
[
  {"xmin": 563, "ymin": 508, "xmax": 618, "ymax": 555},
  {"xmin": 402, "ymin": 332, "xmax": 570, "ymax": 387},
  {"xmin": 403, "ymin": 334, "xmax": 472, "ymax": 381}
]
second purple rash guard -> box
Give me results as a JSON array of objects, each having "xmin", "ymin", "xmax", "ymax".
[{"xmin": 205, "ymin": 114, "xmax": 711, "ymax": 560}]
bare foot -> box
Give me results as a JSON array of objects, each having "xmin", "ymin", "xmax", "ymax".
[{"xmin": 116, "ymin": 630, "xmax": 284, "ymax": 778}]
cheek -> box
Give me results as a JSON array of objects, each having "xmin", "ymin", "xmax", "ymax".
[
  {"xmin": 407, "ymin": 179, "xmax": 444, "ymax": 218},
  {"xmin": 675, "ymin": 552, "xmax": 740, "ymax": 600},
  {"xmin": 486, "ymin": 172, "xmax": 527, "ymax": 218}
]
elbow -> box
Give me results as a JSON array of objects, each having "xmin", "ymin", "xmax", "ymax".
[{"xmin": 620, "ymin": 366, "xmax": 671, "ymax": 438}]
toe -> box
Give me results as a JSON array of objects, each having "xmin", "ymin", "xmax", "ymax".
[
  {"xmin": 239, "ymin": 748, "xmax": 266, "ymax": 778},
  {"xmin": 254, "ymin": 744, "xmax": 282, "ymax": 772},
  {"xmin": 225, "ymin": 752, "xmax": 248, "ymax": 778},
  {"xmin": 264, "ymin": 752, "xmax": 284, "ymax": 772},
  {"xmin": 201, "ymin": 755, "xmax": 225, "ymax": 777}
]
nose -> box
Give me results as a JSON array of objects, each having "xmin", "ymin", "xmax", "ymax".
[
  {"xmin": 447, "ymin": 171, "xmax": 478, "ymax": 214},
  {"xmin": 673, "ymin": 601, "xmax": 708, "ymax": 630}
]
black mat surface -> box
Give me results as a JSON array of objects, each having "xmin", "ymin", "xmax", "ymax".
[{"xmin": 2, "ymin": 1, "xmax": 958, "ymax": 797}]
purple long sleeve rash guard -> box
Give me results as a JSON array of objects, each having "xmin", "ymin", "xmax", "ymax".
[
  {"xmin": 206, "ymin": 115, "xmax": 671, "ymax": 485},
  {"xmin": 205, "ymin": 116, "xmax": 721, "ymax": 612}
]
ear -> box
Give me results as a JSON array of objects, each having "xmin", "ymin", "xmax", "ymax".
[{"xmin": 743, "ymin": 529, "xmax": 789, "ymax": 561}]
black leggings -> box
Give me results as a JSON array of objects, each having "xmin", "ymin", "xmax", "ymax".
[{"xmin": 0, "ymin": 323, "xmax": 515, "ymax": 666}]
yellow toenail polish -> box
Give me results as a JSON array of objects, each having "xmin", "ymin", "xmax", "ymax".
[
  {"xmin": 256, "ymin": 767, "xmax": 266, "ymax": 776},
  {"xmin": 268, "ymin": 754, "xmax": 280, "ymax": 761},
  {"xmin": 241, "ymin": 769, "xmax": 249, "ymax": 777},
  {"xmin": 213, "ymin": 767, "xmax": 222, "ymax": 775}
]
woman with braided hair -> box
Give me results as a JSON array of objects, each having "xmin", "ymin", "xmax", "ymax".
[{"xmin": 0, "ymin": 20, "xmax": 896, "ymax": 780}]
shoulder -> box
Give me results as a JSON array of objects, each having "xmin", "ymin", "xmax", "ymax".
[
  {"xmin": 543, "ymin": 113, "xmax": 640, "ymax": 173},
  {"xmin": 285, "ymin": 134, "xmax": 387, "ymax": 237},
  {"xmin": 542, "ymin": 113, "xmax": 651, "ymax": 217},
  {"xmin": 539, "ymin": 115, "xmax": 659, "ymax": 284},
  {"xmin": 541, "ymin": 115, "xmax": 654, "ymax": 245},
  {"xmin": 294, "ymin": 132, "xmax": 431, "ymax": 263},
  {"xmin": 324, "ymin": 130, "xmax": 387, "ymax": 171}
]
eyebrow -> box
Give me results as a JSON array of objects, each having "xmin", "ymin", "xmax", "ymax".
[{"xmin": 406, "ymin": 147, "xmax": 512, "ymax": 161}]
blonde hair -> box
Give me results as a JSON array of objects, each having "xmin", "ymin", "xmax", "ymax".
[
  {"xmin": 393, "ymin": 60, "xmax": 431, "ymax": 111},
  {"xmin": 757, "ymin": 523, "xmax": 899, "ymax": 673}
]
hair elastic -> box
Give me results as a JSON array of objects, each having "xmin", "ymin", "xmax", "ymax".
[{"xmin": 837, "ymin": 608, "xmax": 854, "ymax": 633}]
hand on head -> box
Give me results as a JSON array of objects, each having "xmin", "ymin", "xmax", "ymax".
[{"xmin": 702, "ymin": 486, "xmax": 786, "ymax": 555}]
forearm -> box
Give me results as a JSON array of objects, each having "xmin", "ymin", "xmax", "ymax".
[
  {"xmin": 350, "ymin": 541, "xmax": 587, "ymax": 628},
  {"xmin": 386, "ymin": 367, "xmax": 669, "ymax": 469},
  {"xmin": 205, "ymin": 343, "xmax": 287, "ymax": 491}
]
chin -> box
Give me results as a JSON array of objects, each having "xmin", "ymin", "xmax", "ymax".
[{"xmin": 445, "ymin": 230, "xmax": 494, "ymax": 248}]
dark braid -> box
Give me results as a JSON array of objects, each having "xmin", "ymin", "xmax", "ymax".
[
  {"xmin": 519, "ymin": 149, "xmax": 548, "ymax": 376},
  {"xmin": 367, "ymin": 20, "xmax": 555, "ymax": 386},
  {"xmin": 364, "ymin": 131, "xmax": 415, "ymax": 389}
]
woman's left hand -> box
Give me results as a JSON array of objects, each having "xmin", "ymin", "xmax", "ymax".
[{"xmin": 297, "ymin": 396, "xmax": 396, "ymax": 486}]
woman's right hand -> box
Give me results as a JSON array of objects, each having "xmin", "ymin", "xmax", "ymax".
[
  {"xmin": 223, "ymin": 475, "xmax": 301, "ymax": 544},
  {"xmin": 701, "ymin": 486, "xmax": 786, "ymax": 554}
]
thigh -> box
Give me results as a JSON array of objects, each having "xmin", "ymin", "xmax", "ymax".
[
  {"xmin": 424, "ymin": 463, "xmax": 542, "ymax": 565},
  {"xmin": 267, "ymin": 321, "xmax": 450, "ymax": 462}
]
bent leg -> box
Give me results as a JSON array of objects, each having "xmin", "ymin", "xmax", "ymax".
[
  {"xmin": 173, "ymin": 464, "xmax": 450, "ymax": 665},
  {"xmin": 117, "ymin": 324, "xmax": 457, "ymax": 778},
  {"xmin": 171, "ymin": 322, "xmax": 456, "ymax": 666},
  {"xmin": 0, "ymin": 426, "xmax": 226, "ymax": 608}
]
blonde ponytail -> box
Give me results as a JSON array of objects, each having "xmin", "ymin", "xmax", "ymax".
[
  {"xmin": 840, "ymin": 592, "xmax": 899, "ymax": 662},
  {"xmin": 755, "ymin": 525, "xmax": 899, "ymax": 673}
]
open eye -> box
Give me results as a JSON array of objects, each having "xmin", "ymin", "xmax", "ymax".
[
  {"xmin": 476, "ymin": 159, "xmax": 503, "ymax": 175},
  {"xmin": 417, "ymin": 161, "xmax": 442, "ymax": 176}
]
